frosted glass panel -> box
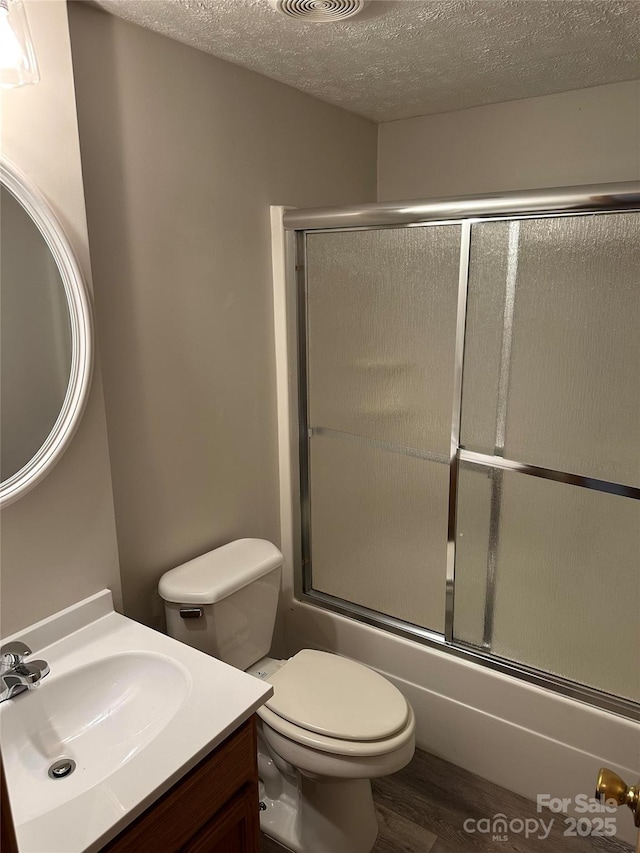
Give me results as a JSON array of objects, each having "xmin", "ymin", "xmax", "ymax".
[
  {"xmin": 309, "ymin": 433, "xmax": 448, "ymax": 632},
  {"xmin": 454, "ymin": 465, "xmax": 640, "ymax": 701},
  {"xmin": 460, "ymin": 221, "xmax": 511, "ymax": 453},
  {"xmin": 451, "ymin": 465, "xmax": 492, "ymax": 647},
  {"xmin": 462, "ymin": 213, "xmax": 640, "ymax": 486},
  {"xmin": 306, "ymin": 226, "xmax": 460, "ymax": 455}
]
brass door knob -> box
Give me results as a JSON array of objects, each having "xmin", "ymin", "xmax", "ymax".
[{"xmin": 596, "ymin": 768, "xmax": 640, "ymax": 827}]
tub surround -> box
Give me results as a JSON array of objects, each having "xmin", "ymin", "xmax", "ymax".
[{"xmin": 0, "ymin": 590, "xmax": 272, "ymax": 853}]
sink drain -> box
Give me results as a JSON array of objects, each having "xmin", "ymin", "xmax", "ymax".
[{"xmin": 48, "ymin": 759, "xmax": 76, "ymax": 779}]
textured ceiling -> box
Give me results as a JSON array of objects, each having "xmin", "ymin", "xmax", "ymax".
[{"xmin": 91, "ymin": 0, "xmax": 640, "ymax": 122}]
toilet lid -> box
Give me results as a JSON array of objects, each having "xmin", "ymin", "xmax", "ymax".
[{"xmin": 265, "ymin": 649, "xmax": 409, "ymax": 742}]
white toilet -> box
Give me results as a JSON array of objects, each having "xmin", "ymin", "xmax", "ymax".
[{"xmin": 158, "ymin": 538, "xmax": 415, "ymax": 853}]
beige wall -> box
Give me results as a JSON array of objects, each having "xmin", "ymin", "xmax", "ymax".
[
  {"xmin": 68, "ymin": 4, "xmax": 377, "ymax": 628},
  {"xmin": 378, "ymin": 80, "xmax": 640, "ymax": 200},
  {"xmin": 0, "ymin": 0, "xmax": 122, "ymax": 637}
]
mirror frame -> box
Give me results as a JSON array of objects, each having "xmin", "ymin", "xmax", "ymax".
[{"xmin": 0, "ymin": 157, "xmax": 94, "ymax": 507}]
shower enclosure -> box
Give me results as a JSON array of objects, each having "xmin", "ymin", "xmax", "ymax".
[{"xmin": 281, "ymin": 184, "xmax": 640, "ymax": 720}]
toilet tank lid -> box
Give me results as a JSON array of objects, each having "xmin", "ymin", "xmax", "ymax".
[{"xmin": 158, "ymin": 539, "xmax": 283, "ymax": 605}]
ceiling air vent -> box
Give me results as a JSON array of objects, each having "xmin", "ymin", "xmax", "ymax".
[{"xmin": 268, "ymin": 0, "xmax": 368, "ymax": 23}]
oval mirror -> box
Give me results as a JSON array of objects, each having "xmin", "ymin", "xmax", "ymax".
[{"xmin": 0, "ymin": 158, "xmax": 93, "ymax": 507}]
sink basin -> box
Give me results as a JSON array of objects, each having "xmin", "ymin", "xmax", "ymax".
[
  {"xmin": 1, "ymin": 652, "xmax": 191, "ymax": 824},
  {"xmin": 0, "ymin": 590, "xmax": 272, "ymax": 853}
]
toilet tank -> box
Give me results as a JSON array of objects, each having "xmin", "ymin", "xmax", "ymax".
[{"xmin": 158, "ymin": 539, "xmax": 283, "ymax": 671}]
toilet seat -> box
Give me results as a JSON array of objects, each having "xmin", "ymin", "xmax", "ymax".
[
  {"xmin": 257, "ymin": 649, "xmax": 414, "ymax": 757},
  {"xmin": 257, "ymin": 702, "xmax": 415, "ymax": 757}
]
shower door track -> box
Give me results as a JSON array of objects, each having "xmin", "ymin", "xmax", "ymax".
[
  {"xmin": 283, "ymin": 182, "xmax": 640, "ymax": 230},
  {"xmin": 283, "ymin": 181, "xmax": 640, "ymax": 722}
]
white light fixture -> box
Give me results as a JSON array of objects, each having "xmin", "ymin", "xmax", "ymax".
[{"xmin": 0, "ymin": 0, "xmax": 39, "ymax": 89}]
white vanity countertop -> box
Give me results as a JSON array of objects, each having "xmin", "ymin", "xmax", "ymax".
[{"xmin": 0, "ymin": 590, "xmax": 273, "ymax": 853}]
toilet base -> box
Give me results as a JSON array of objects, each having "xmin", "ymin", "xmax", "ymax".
[{"xmin": 258, "ymin": 740, "xmax": 378, "ymax": 853}]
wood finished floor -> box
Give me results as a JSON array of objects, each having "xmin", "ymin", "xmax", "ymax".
[{"xmin": 260, "ymin": 747, "xmax": 634, "ymax": 853}]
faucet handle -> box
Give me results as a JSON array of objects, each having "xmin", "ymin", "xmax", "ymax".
[{"xmin": 0, "ymin": 641, "xmax": 32, "ymax": 670}]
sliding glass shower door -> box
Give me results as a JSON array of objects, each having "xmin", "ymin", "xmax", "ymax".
[
  {"xmin": 304, "ymin": 226, "xmax": 460, "ymax": 633},
  {"xmin": 295, "ymin": 200, "xmax": 640, "ymax": 714},
  {"xmin": 454, "ymin": 213, "xmax": 640, "ymax": 703}
]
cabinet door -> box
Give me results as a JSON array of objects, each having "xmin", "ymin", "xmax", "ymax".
[{"xmin": 182, "ymin": 785, "xmax": 259, "ymax": 853}]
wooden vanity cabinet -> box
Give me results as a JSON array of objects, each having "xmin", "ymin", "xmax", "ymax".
[{"xmin": 101, "ymin": 716, "xmax": 260, "ymax": 853}]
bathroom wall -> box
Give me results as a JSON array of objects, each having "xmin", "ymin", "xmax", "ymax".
[
  {"xmin": 378, "ymin": 80, "xmax": 640, "ymax": 200},
  {"xmin": 0, "ymin": 0, "xmax": 122, "ymax": 637},
  {"xmin": 67, "ymin": 4, "xmax": 377, "ymax": 629}
]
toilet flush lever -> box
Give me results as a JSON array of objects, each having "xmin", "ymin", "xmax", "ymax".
[{"xmin": 179, "ymin": 607, "xmax": 203, "ymax": 619}]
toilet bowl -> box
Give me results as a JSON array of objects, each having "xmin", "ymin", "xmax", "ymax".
[{"xmin": 159, "ymin": 539, "xmax": 415, "ymax": 853}]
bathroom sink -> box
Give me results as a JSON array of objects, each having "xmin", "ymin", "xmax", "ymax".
[
  {"xmin": 0, "ymin": 590, "xmax": 272, "ymax": 853},
  {"xmin": 2, "ymin": 652, "xmax": 191, "ymax": 824}
]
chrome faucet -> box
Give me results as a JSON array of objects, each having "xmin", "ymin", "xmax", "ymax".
[{"xmin": 0, "ymin": 641, "xmax": 50, "ymax": 703}]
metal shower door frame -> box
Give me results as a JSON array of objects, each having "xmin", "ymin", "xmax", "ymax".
[{"xmin": 284, "ymin": 181, "xmax": 640, "ymax": 721}]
